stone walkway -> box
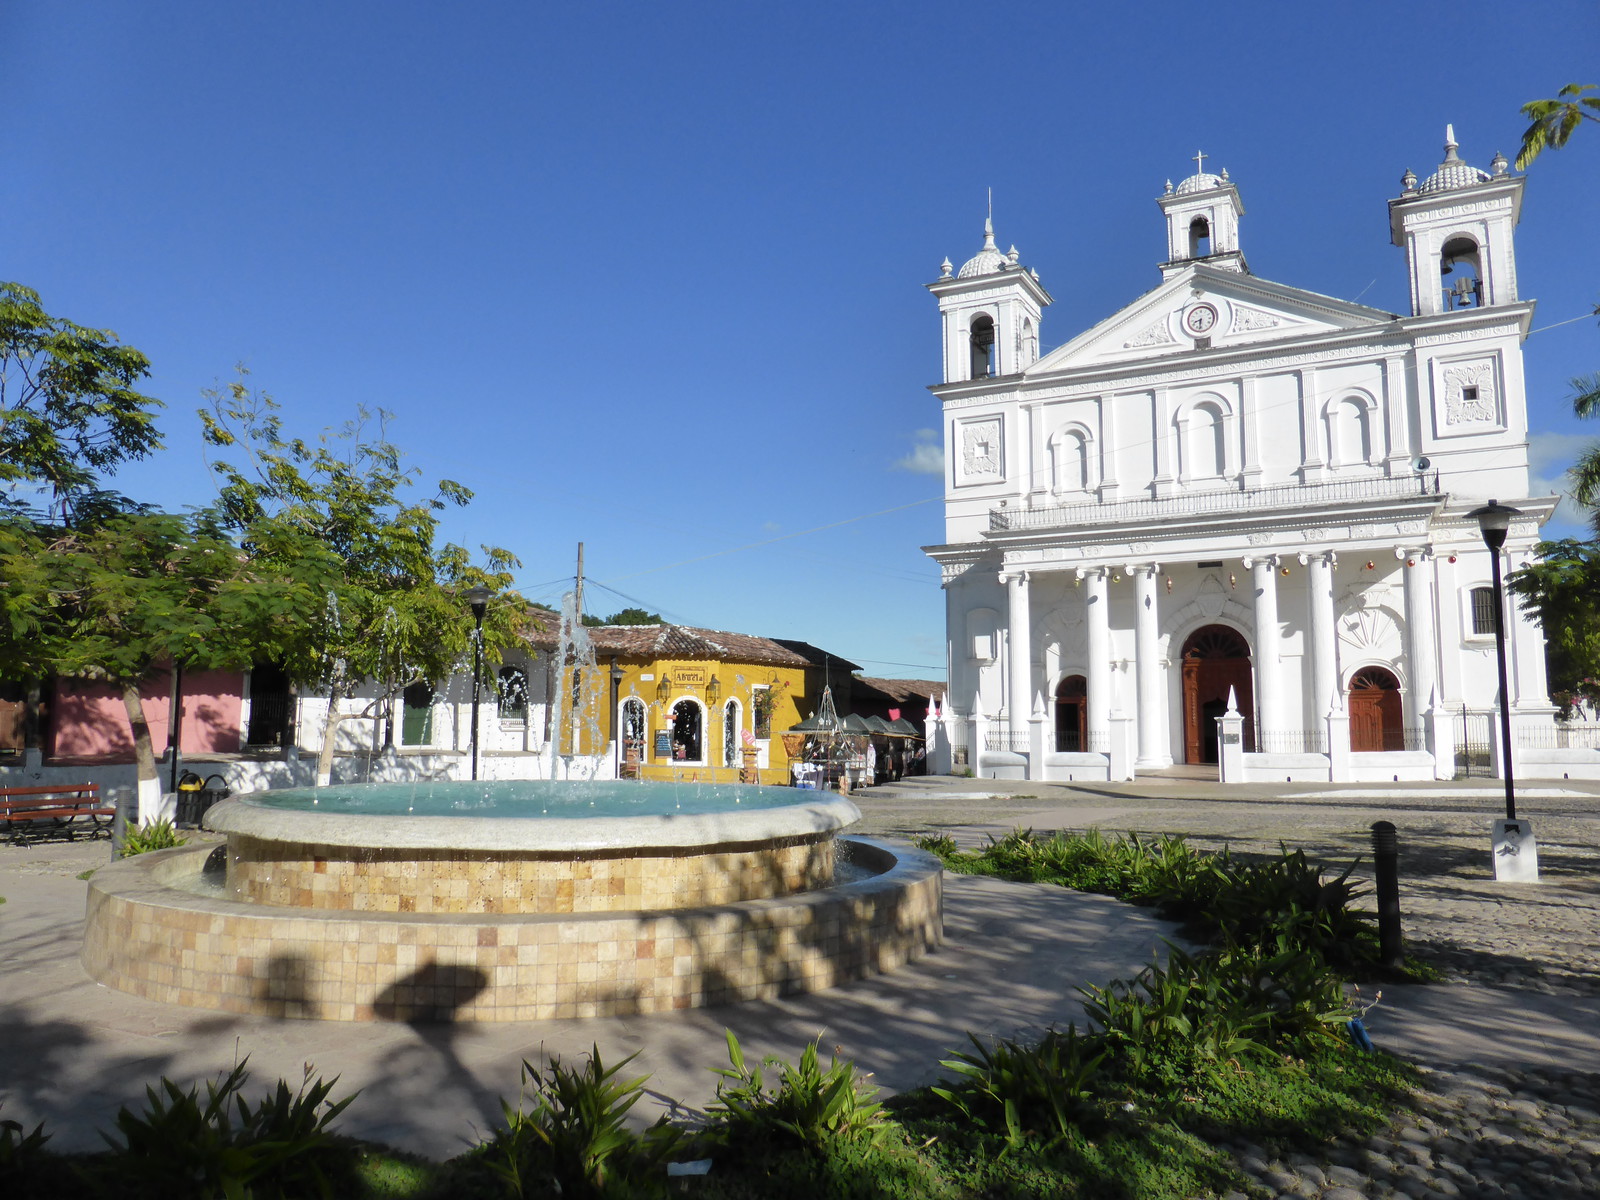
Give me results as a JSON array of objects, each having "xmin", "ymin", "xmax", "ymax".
[{"xmin": 4, "ymin": 775, "xmax": 1599, "ymax": 1196}]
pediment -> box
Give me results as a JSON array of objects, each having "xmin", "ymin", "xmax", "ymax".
[{"xmin": 1028, "ymin": 265, "xmax": 1397, "ymax": 376}]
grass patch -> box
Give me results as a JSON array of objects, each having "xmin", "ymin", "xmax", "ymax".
[{"xmin": 916, "ymin": 828, "xmax": 1436, "ymax": 982}]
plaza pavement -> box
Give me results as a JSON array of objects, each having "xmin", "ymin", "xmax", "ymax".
[{"xmin": 2, "ymin": 773, "xmax": 1598, "ymax": 1164}]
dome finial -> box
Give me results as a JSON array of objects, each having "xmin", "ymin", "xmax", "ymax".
[{"xmin": 1444, "ymin": 124, "xmax": 1460, "ymax": 161}]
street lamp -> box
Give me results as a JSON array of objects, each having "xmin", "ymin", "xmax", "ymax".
[
  {"xmin": 1469, "ymin": 501, "xmax": 1520, "ymax": 822},
  {"xmin": 465, "ymin": 585, "xmax": 493, "ymax": 782}
]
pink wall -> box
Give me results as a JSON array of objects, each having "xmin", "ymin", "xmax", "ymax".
[{"xmin": 50, "ymin": 669, "xmax": 245, "ymax": 762}]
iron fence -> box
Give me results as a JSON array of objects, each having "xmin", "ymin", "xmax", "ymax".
[
  {"xmin": 1517, "ymin": 723, "xmax": 1600, "ymax": 751},
  {"xmin": 1455, "ymin": 709, "xmax": 1494, "ymax": 778},
  {"xmin": 985, "ymin": 725, "xmax": 1030, "ymax": 753}
]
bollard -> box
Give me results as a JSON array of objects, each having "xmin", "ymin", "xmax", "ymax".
[{"xmin": 1370, "ymin": 820, "xmax": 1403, "ymax": 969}]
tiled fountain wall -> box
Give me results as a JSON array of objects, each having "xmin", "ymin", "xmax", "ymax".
[{"xmin": 82, "ymin": 838, "xmax": 943, "ymax": 1022}]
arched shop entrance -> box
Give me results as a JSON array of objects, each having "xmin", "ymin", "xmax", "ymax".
[
  {"xmin": 1348, "ymin": 666, "xmax": 1404, "ymax": 752},
  {"xmin": 1180, "ymin": 625, "xmax": 1254, "ymax": 763},
  {"xmin": 670, "ymin": 699, "xmax": 703, "ymax": 762}
]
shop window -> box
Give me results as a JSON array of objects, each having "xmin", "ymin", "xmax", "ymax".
[
  {"xmin": 401, "ymin": 681, "xmax": 434, "ymax": 746},
  {"xmin": 497, "ymin": 666, "xmax": 528, "ymax": 721}
]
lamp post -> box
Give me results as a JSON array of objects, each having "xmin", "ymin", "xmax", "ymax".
[
  {"xmin": 609, "ymin": 658, "xmax": 623, "ymax": 776},
  {"xmin": 1469, "ymin": 501, "xmax": 1520, "ymax": 821},
  {"xmin": 466, "ymin": 585, "xmax": 492, "ymax": 782}
]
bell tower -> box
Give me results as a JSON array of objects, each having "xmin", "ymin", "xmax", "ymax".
[
  {"xmin": 928, "ymin": 215, "xmax": 1052, "ymax": 384},
  {"xmin": 1389, "ymin": 126, "xmax": 1523, "ymax": 317},
  {"xmin": 1158, "ymin": 152, "xmax": 1248, "ymax": 278}
]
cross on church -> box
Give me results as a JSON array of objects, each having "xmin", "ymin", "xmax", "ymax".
[{"xmin": 1193, "ymin": 150, "xmax": 1207, "ymax": 174}]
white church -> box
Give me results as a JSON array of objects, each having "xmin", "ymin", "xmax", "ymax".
[{"xmin": 924, "ymin": 130, "xmax": 1594, "ymax": 784}]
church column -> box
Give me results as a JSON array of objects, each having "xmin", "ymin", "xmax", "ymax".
[
  {"xmin": 1151, "ymin": 387, "xmax": 1175, "ymax": 497},
  {"xmin": 1246, "ymin": 555, "xmax": 1282, "ymax": 745},
  {"xmin": 1082, "ymin": 568, "xmax": 1111, "ymax": 750},
  {"xmin": 1300, "ymin": 551, "xmax": 1339, "ymax": 734},
  {"xmin": 1382, "ymin": 354, "xmax": 1411, "ymax": 477},
  {"xmin": 1131, "ymin": 563, "xmax": 1168, "ymax": 767},
  {"xmin": 1004, "ymin": 570, "xmax": 1032, "ymax": 749},
  {"xmin": 1239, "ymin": 376, "xmax": 1264, "ymax": 488},
  {"xmin": 1296, "ymin": 368, "xmax": 1325, "ymax": 484},
  {"xmin": 1401, "ymin": 548, "xmax": 1438, "ymax": 733}
]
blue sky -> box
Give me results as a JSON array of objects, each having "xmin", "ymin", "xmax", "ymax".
[{"xmin": 6, "ymin": 1, "xmax": 1598, "ymax": 679}]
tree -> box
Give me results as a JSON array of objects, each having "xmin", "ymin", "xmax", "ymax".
[
  {"xmin": 1509, "ymin": 539, "xmax": 1600, "ymax": 715},
  {"xmin": 1508, "ymin": 84, "xmax": 1600, "ymax": 713},
  {"xmin": 0, "ymin": 282, "xmax": 163, "ymax": 521},
  {"xmin": 200, "ymin": 374, "xmax": 529, "ymax": 785},
  {"xmin": 1516, "ymin": 83, "xmax": 1600, "ymax": 169},
  {"xmin": 581, "ymin": 606, "xmax": 663, "ymax": 627},
  {"xmin": 2, "ymin": 508, "xmax": 296, "ymax": 819}
]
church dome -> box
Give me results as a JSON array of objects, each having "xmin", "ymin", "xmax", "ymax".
[
  {"xmin": 1174, "ymin": 171, "xmax": 1224, "ymax": 196},
  {"xmin": 1416, "ymin": 126, "xmax": 1491, "ymax": 195},
  {"xmin": 957, "ymin": 217, "xmax": 1008, "ymax": 278}
]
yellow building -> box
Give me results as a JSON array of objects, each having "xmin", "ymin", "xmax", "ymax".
[{"xmin": 529, "ymin": 624, "xmax": 860, "ymax": 785}]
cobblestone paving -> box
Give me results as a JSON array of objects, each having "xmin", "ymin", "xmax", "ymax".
[{"xmin": 856, "ymin": 776, "xmax": 1600, "ymax": 1197}]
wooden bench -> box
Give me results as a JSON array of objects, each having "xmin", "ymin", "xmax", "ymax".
[{"xmin": 0, "ymin": 784, "xmax": 116, "ymax": 841}]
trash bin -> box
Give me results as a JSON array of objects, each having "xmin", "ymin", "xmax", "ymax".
[
  {"xmin": 174, "ymin": 771, "xmax": 204, "ymax": 827},
  {"xmin": 175, "ymin": 772, "xmax": 231, "ymax": 827}
]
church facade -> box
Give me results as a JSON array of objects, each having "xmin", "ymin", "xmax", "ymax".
[{"xmin": 924, "ymin": 131, "xmax": 1577, "ymax": 783}]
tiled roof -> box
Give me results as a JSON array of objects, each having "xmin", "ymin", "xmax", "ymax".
[
  {"xmin": 525, "ymin": 623, "xmax": 814, "ymax": 668},
  {"xmin": 855, "ymin": 677, "xmax": 947, "ymax": 704},
  {"xmin": 763, "ymin": 639, "xmax": 863, "ymax": 673}
]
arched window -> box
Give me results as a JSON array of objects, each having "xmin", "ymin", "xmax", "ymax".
[
  {"xmin": 670, "ymin": 699, "xmax": 703, "ymax": 763},
  {"xmin": 967, "ymin": 608, "xmax": 999, "ymax": 662},
  {"xmin": 1328, "ymin": 396, "xmax": 1373, "ymax": 468},
  {"xmin": 723, "ymin": 700, "xmax": 741, "ymax": 767},
  {"xmin": 401, "ymin": 681, "xmax": 434, "ymax": 746},
  {"xmin": 1441, "ymin": 235, "xmax": 1483, "ymax": 309},
  {"xmin": 1181, "ymin": 402, "xmax": 1226, "ymax": 481},
  {"xmin": 1022, "ymin": 318, "xmax": 1038, "ymax": 365},
  {"xmin": 1050, "ymin": 428, "xmax": 1090, "ymax": 494},
  {"xmin": 496, "ymin": 666, "xmax": 528, "ymax": 721},
  {"xmin": 1469, "ymin": 586, "xmax": 1498, "ymax": 637},
  {"xmin": 969, "ymin": 314, "xmax": 996, "ymax": 379},
  {"xmin": 1189, "ymin": 216, "xmax": 1211, "ymax": 258}
]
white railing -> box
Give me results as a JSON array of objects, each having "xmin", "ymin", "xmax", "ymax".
[{"xmin": 991, "ymin": 473, "xmax": 1441, "ymax": 533}]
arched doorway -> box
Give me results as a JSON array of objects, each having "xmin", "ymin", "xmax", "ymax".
[
  {"xmin": 1180, "ymin": 625, "xmax": 1254, "ymax": 763},
  {"xmin": 1348, "ymin": 667, "xmax": 1404, "ymax": 751},
  {"xmin": 670, "ymin": 699, "xmax": 703, "ymax": 762},
  {"xmin": 1054, "ymin": 675, "xmax": 1086, "ymax": 751}
]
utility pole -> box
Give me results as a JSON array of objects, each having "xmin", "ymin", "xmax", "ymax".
[{"xmin": 575, "ymin": 542, "xmax": 585, "ymax": 623}]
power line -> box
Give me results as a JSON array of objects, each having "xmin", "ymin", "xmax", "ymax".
[{"xmin": 599, "ymin": 496, "xmax": 941, "ymax": 583}]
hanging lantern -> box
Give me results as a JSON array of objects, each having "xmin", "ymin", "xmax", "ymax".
[
  {"xmin": 656, "ymin": 673, "xmax": 673, "ymax": 704},
  {"xmin": 706, "ymin": 675, "xmax": 722, "ymax": 706}
]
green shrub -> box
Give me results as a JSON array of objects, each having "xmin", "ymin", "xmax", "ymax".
[
  {"xmin": 932, "ymin": 1026, "xmax": 1108, "ymax": 1146},
  {"xmin": 484, "ymin": 1045, "xmax": 681, "ymax": 1199},
  {"xmin": 118, "ymin": 818, "xmax": 188, "ymax": 857},
  {"xmin": 1080, "ymin": 942, "xmax": 1349, "ymax": 1077},
  {"xmin": 0, "ymin": 1105, "xmax": 51, "ymax": 1189},
  {"xmin": 101, "ymin": 1058, "xmax": 357, "ymax": 1199},
  {"xmin": 709, "ymin": 1031, "xmax": 890, "ymax": 1156}
]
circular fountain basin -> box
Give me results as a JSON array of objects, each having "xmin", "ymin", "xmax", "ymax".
[{"xmin": 205, "ymin": 781, "xmax": 861, "ymax": 915}]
